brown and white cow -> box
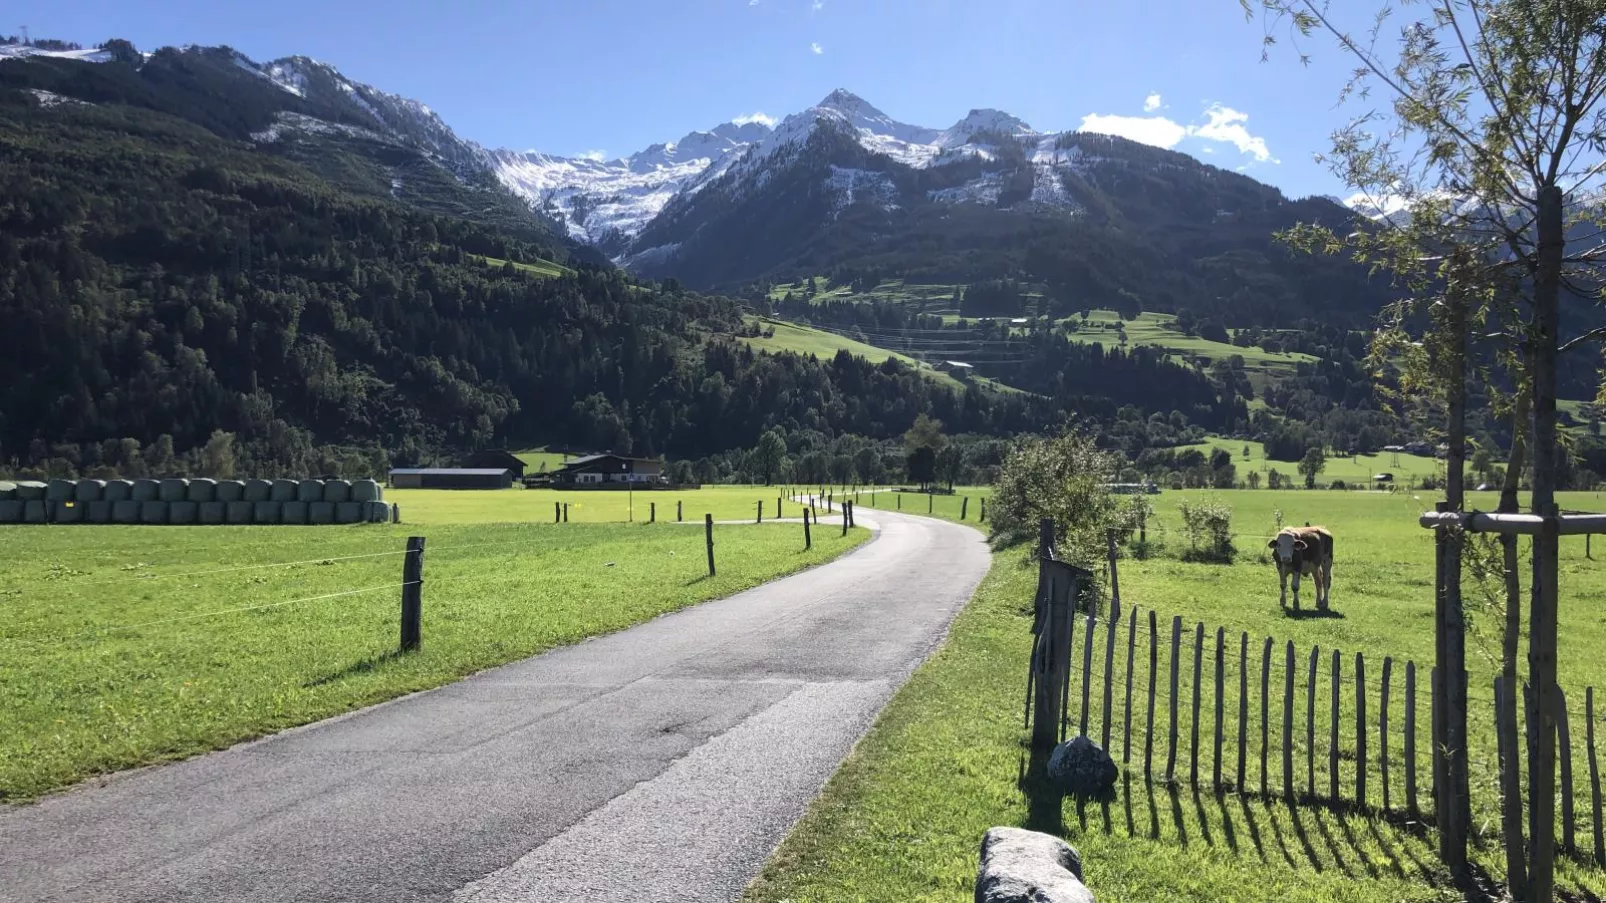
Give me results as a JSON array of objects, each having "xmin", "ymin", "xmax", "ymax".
[{"xmin": 1267, "ymin": 526, "xmax": 1333, "ymax": 611}]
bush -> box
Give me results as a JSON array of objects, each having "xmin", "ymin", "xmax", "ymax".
[
  {"xmin": 1330, "ymin": 479, "xmax": 1347, "ymax": 490},
  {"xmin": 990, "ymin": 431, "xmax": 1117, "ymax": 575},
  {"xmin": 1176, "ymin": 496, "xmax": 1235, "ymax": 563}
]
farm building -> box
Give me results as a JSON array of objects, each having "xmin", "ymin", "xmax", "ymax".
[
  {"xmin": 460, "ymin": 449, "xmax": 526, "ymax": 479},
  {"xmin": 388, "ymin": 468, "xmax": 512, "ymax": 490},
  {"xmin": 936, "ymin": 360, "xmax": 975, "ymax": 377},
  {"xmin": 551, "ymin": 454, "xmax": 663, "ymax": 486}
]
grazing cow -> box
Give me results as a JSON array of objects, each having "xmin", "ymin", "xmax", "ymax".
[{"xmin": 1267, "ymin": 526, "xmax": 1334, "ymax": 611}]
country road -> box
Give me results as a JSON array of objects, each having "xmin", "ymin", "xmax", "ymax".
[{"xmin": 0, "ymin": 509, "xmax": 990, "ymax": 903}]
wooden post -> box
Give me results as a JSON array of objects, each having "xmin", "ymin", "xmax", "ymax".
[
  {"xmin": 1283, "ymin": 641, "xmax": 1295, "ymax": 800},
  {"xmin": 841, "ymin": 505, "xmax": 849, "ymax": 537},
  {"xmin": 1079, "ymin": 611, "xmax": 1095, "ymax": 738},
  {"xmin": 400, "ymin": 536, "xmax": 424, "ymax": 652},
  {"xmin": 1214, "ymin": 626, "xmax": 1225, "ymax": 789},
  {"xmin": 928, "ymin": 493, "xmax": 933, "ymax": 514},
  {"xmin": 705, "ymin": 514, "xmax": 715, "ymax": 576},
  {"xmin": 555, "ymin": 501, "xmax": 561, "ymax": 523},
  {"xmin": 677, "ymin": 500, "xmax": 683, "ymax": 522},
  {"xmin": 1357, "ymin": 652, "xmax": 1368, "ymax": 808},
  {"xmin": 1589, "ymin": 686, "xmax": 1604, "ymax": 867},
  {"xmin": 1432, "ymin": 667, "xmax": 1441, "ymax": 808},
  {"xmin": 1108, "ymin": 530, "xmax": 1121, "ymax": 611},
  {"xmin": 1331, "ymin": 651, "xmax": 1341, "ymax": 801},
  {"xmin": 897, "ymin": 493, "xmax": 901, "ymax": 510},
  {"xmin": 1062, "ymin": 588, "xmax": 1076, "ymax": 743},
  {"xmin": 391, "ymin": 503, "xmax": 400, "ymax": 524},
  {"xmin": 1167, "ymin": 616, "xmax": 1182, "ymax": 782},
  {"xmin": 1496, "ymin": 675, "xmax": 1527, "ymax": 896},
  {"xmin": 1559, "ymin": 689, "xmax": 1576, "ymax": 853},
  {"xmin": 650, "ymin": 502, "xmax": 656, "ymax": 524},
  {"xmin": 1144, "ymin": 609, "xmax": 1159, "ymax": 778},
  {"xmin": 1191, "ymin": 622, "xmax": 1204, "ymax": 785},
  {"xmin": 1124, "ymin": 607, "xmax": 1137, "ymax": 766},
  {"xmin": 1381, "ymin": 657, "xmax": 1393, "ymax": 811},
  {"xmin": 1101, "ymin": 601, "xmax": 1117, "ymax": 750},
  {"xmin": 1308, "ymin": 645, "xmax": 1319, "ymax": 798},
  {"xmin": 962, "ymin": 497, "xmax": 969, "ymax": 520},
  {"xmin": 778, "ymin": 497, "xmax": 783, "ymax": 520},
  {"xmin": 1260, "ymin": 637, "xmax": 1272, "ymax": 796},
  {"xmin": 981, "ymin": 497, "xmax": 987, "ymax": 522},
  {"xmin": 1237, "ymin": 631, "xmax": 1249, "ymax": 792},
  {"xmin": 757, "ymin": 500, "xmax": 763, "ymax": 523},
  {"xmin": 563, "ymin": 502, "xmax": 569, "ymax": 523},
  {"xmin": 1406, "ymin": 662, "xmax": 1419, "ymax": 822},
  {"xmin": 804, "ymin": 508, "xmax": 812, "ymax": 550}
]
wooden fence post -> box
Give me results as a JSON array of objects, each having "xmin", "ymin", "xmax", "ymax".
[
  {"xmin": 1381, "ymin": 657, "xmax": 1393, "ymax": 811},
  {"xmin": 841, "ymin": 504, "xmax": 850, "ymax": 536},
  {"xmin": 928, "ymin": 493, "xmax": 933, "ymax": 514},
  {"xmin": 400, "ymin": 536, "xmax": 424, "ymax": 652},
  {"xmin": 1238, "ymin": 631, "xmax": 1249, "ymax": 792},
  {"xmin": 1214, "ymin": 627, "xmax": 1225, "ymax": 790},
  {"xmin": 1331, "ymin": 651, "xmax": 1342, "ymax": 801},
  {"xmin": 1124, "ymin": 608, "xmax": 1137, "ymax": 767},
  {"xmin": 1357, "ymin": 652, "xmax": 1368, "ymax": 808},
  {"xmin": 1589, "ymin": 686, "xmax": 1604, "ymax": 867},
  {"xmin": 650, "ymin": 502, "xmax": 656, "ymax": 524},
  {"xmin": 981, "ymin": 497, "xmax": 987, "ymax": 523},
  {"xmin": 1145, "ymin": 610, "xmax": 1158, "ymax": 780},
  {"xmin": 1079, "ymin": 611, "xmax": 1095, "ymax": 738},
  {"xmin": 1167, "ymin": 616, "xmax": 1182, "ymax": 782},
  {"xmin": 1560, "ymin": 689, "xmax": 1576, "ymax": 853},
  {"xmin": 1406, "ymin": 662, "xmax": 1419, "ymax": 822},
  {"xmin": 705, "ymin": 514, "xmax": 716, "ymax": 576},
  {"xmin": 1108, "ymin": 530, "xmax": 1121, "ymax": 611},
  {"xmin": 1101, "ymin": 601, "xmax": 1118, "ymax": 750},
  {"xmin": 1260, "ymin": 637, "xmax": 1272, "ymax": 796},
  {"xmin": 391, "ymin": 503, "xmax": 401, "ymax": 524},
  {"xmin": 563, "ymin": 502, "xmax": 569, "ymax": 523},
  {"xmin": 803, "ymin": 508, "xmax": 812, "ymax": 550},
  {"xmin": 555, "ymin": 501, "xmax": 561, "ymax": 523},
  {"xmin": 757, "ymin": 500, "xmax": 763, "ymax": 523},
  {"xmin": 1062, "ymin": 589, "xmax": 1076, "ymax": 743},
  {"xmin": 1283, "ymin": 641, "xmax": 1295, "ymax": 800},
  {"xmin": 677, "ymin": 500, "xmax": 683, "ymax": 522},
  {"xmin": 1308, "ymin": 646, "xmax": 1319, "ymax": 798},
  {"xmin": 1496, "ymin": 675, "xmax": 1527, "ymax": 896},
  {"xmin": 1191, "ymin": 622, "xmax": 1204, "ymax": 785},
  {"xmin": 962, "ymin": 497, "xmax": 969, "ymax": 520}
]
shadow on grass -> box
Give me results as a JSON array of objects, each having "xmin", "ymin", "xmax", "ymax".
[
  {"xmin": 303, "ymin": 650, "xmax": 405, "ymax": 688},
  {"xmin": 1280, "ymin": 607, "xmax": 1346, "ymax": 620},
  {"xmin": 682, "ymin": 575, "xmax": 712, "ymax": 586}
]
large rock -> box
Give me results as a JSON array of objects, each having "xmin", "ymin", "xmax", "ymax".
[
  {"xmin": 975, "ymin": 827, "xmax": 1093, "ymax": 903},
  {"xmin": 1047, "ymin": 735, "xmax": 1117, "ymax": 798}
]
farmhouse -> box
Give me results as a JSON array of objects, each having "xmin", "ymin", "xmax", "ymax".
[
  {"xmin": 551, "ymin": 454, "xmax": 663, "ymax": 486},
  {"xmin": 936, "ymin": 360, "xmax": 975, "ymax": 378},
  {"xmin": 388, "ymin": 468, "xmax": 513, "ymax": 490},
  {"xmin": 459, "ymin": 449, "xmax": 526, "ymax": 480}
]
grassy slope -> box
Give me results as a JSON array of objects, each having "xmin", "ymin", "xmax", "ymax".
[
  {"xmin": 510, "ymin": 447, "xmax": 570, "ymax": 472},
  {"xmin": 1175, "ymin": 439, "xmax": 1446, "ymax": 486},
  {"xmin": 0, "ymin": 491, "xmax": 866, "ymax": 800},
  {"xmin": 738, "ymin": 319, "xmax": 972, "ymax": 391},
  {"xmin": 746, "ymin": 488, "xmax": 1606, "ymax": 901},
  {"xmin": 1067, "ymin": 310, "xmax": 1317, "ymax": 380},
  {"xmin": 469, "ymin": 253, "xmax": 573, "ymax": 278}
]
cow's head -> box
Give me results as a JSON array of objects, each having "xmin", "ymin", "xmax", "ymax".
[{"xmin": 1268, "ymin": 532, "xmax": 1306, "ymax": 565}]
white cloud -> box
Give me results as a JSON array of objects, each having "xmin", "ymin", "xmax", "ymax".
[
  {"xmin": 733, "ymin": 112, "xmax": 777, "ymax": 127},
  {"xmin": 1076, "ymin": 102, "xmax": 1277, "ymax": 163},
  {"xmin": 1143, "ymin": 93, "xmax": 1162, "ymax": 112},
  {"xmin": 577, "ymin": 149, "xmax": 608, "ymax": 162},
  {"xmin": 1200, "ymin": 146, "xmax": 1215, "ymax": 154},
  {"xmin": 749, "ymin": 0, "xmax": 759, "ymax": 5},
  {"xmin": 1193, "ymin": 104, "xmax": 1276, "ymax": 163},
  {"xmin": 811, "ymin": 0, "xmax": 823, "ymax": 10},
  {"xmin": 811, "ymin": 42, "xmax": 824, "ymax": 54}
]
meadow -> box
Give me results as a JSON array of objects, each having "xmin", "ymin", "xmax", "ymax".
[
  {"xmin": 1175, "ymin": 438, "xmax": 1448, "ymax": 486},
  {"xmin": 388, "ymin": 484, "xmax": 847, "ymax": 525},
  {"xmin": 747, "ymin": 487, "xmax": 1606, "ymax": 902},
  {"xmin": 0, "ymin": 489, "xmax": 866, "ymax": 801}
]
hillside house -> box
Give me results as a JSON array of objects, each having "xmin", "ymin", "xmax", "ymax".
[{"xmin": 551, "ymin": 454, "xmax": 664, "ymax": 486}]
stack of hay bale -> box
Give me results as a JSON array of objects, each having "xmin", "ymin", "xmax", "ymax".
[{"xmin": 0, "ymin": 478, "xmax": 390, "ymax": 525}]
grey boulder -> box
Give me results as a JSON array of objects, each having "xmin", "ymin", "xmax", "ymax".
[
  {"xmin": 975, "ymin": 827, "xmax": 1093, "ymax": 903},
  {"xmin": 1047, "ymin": 735, "xmax": 1117, "ymax": 797}
]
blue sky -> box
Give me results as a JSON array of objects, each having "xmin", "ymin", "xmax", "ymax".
[{"xmin": 17, "ymin": 0, "xmax": 1374, "ymax": 198}]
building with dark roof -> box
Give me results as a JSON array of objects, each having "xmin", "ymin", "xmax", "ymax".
[
  {"xmin": 388, "ymin": 468, "xmax": 513, "ymax": 490},
  {"xmin": 460, "ymin": 449, "xmax": 526, "ymax": 479},
  {"xmin": 551, "ymin": 454, "xmax": 663, "ymax": 487}
]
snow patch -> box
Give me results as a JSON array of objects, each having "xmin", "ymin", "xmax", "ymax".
[
  {"xmin": 825, "ymin": 166, "xmax": 899, "ymax": 214},
  {"xmin": 24, "ymin": 89, "xmax": 89, "ymax": 108},
  {"xmin": 250, "ymin": 111, "xmax": 387, "ymax": 144},
  {"xmin": 0, "ymin": 45, "xmax": 110, "ymax": 63},
  {"xmin": 929, "ymin": 173, "xmax": 1005, "ymax": 205}
]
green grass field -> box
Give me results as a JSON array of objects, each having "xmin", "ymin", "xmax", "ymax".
[
  {"xmin": 747, "ymin": 488, "xmax": 1606, "ymax": 901},
  {"xmin": 1176, "ymin": 438, "xmax": 1447, "ymax": 487},
  {"xmin": 0, "ymin": 495, "xmax": 866, "ymax": 801},
  {"xmin": 389, "ymin": 484, "xmax": 844, "ymax": 525},
  {"xmin": 1067, "ymin": 310, "xmax": 1318, "ymax": 379},
  {"xmin": 509, "ymin": 446, "xmax": 570, "ymax": 473},
  {"xmin": 469, "ymin": 254, "xmax": 572, "ymax": 278}
]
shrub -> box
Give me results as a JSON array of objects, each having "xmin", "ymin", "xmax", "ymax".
[
  {"xmin": 1176, "ymin": 496, "xmax": 1235, "ymax": 563},
  {"xmin": 990, "ymin": 430, "xmax": 1117, "ymax": 575},
  {"xmin": 1330, "ymin": 479, "xmax": 1347, "ymax": 490}
]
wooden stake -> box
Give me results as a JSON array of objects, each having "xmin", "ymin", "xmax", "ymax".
[
  {"xmin": 1145, "ymin": 609, "xmax": 1158, "ymax": 779},
  {"xmin": 1331, "ymin": 650, "xmax": 1341, "ymax": 801},
  {"xmin": 1560, "ymin": 688, "xmax": 1576, "ymax": 853},
  {"xmin": 1308, "ymin": 645, "xmax": 1319, "ymax": 798},
  {"xmin": 1214, "ymin": 626, "xmax": 1225, "ymax": 789},
  {"xmin": 1260, "ymin": 637, "xmax": 1272, "ymax": 796},
  {"xmin": 1101, "ymin": 600, "xmax": 1117, "ymax": 750},
  {"xmin": 1357, "ymin": 652, "xmax": 1367, "ymax": 808},
  {"xmin": 1283, "ymin": 640, "xmax": 1295, "ymax": 800},
  {"xmin": 1191, "ymin": 622, "xmax": 1204, "ymax": 785},
  {"xmin": 1496, "ymin": 675, "xmax": 1526, "ymax": 896},
  {"xmin": 1237, "ymin": 631, "xmax": 1249, "ymax": 792},
  {"xmin": 705, "ymin": 514, "xmax": 716, "ymax": 575},
  {"xmin": 1167, "ymin": 616, "xmax": 1181, "ymax": 782},
  {"xmin": 1124, "ymin": 607, "xmax": 1137, "ymax": 766},
  {"xmin": 399, "ymin": 536, "xmax": 424, "ymax": 652},
  {"xmin": 1080, "ymin": 611, "xmax": 1095, "ymax": 738},
  {"xmin": 1406, "ymin": 662, "xmax": 1419, "ymax": 822},
  {"xmin": 1589, "ymin": 686, "xmax": 1603, "ymax": 867},
  {"xmin": 1381, "ymin": 657, "xmax": 1392, "ymax": 811}
]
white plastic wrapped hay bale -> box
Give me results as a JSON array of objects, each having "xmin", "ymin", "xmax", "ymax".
[
  {"xmin": 308, "ymin": 502, "xmax": 335, "ymax": 525},
  {"xmin": 74, "ymin": 480, "xmax": 105, "ymax": 502},
  {"xmin": 24, "ymin": 501, "xmax": 47, "ymax": 523},
  {"xmin": 270, "ymin": 479, "xmax": 298, "ymax": 502},
  {"xmin": 87, "ymin": 500, "xmax": 112, "ymax": 523},
  {"xmin": 280, "ymin": 501, "xmax": 308, "ymax": 524},
  {"xmin": 158, "ymin": 479, "xmax": 189, "ymax": 502},
  {"xmin": 366, "ymin": 501, "xmax": 390, "ymax": 522},
  {"xmin": 186, "ymin": 479, "xmax": 217, "ymax": 502},
  {"xmin": 0, "ymin": 481, "xmax": 15, "ymax": 500},
  {"xmin": 140, "ymin": 501, "xmax": 167, "ymax": 525},
  {"xmin": 46, "ymin": 480, "xmax": 75, "ymax": 502},
  {"xmin": 215, "ymin": 480, "xmax": 245, "ymax": 502},
  {"xmin": 112, "ymin": 500, "xmax": 141, "ymax": 524},
  {"xmin": 103, "ymin": 480, "xmax": 133, "ymax": 502},
  {"xmin": 225, "ymin": 501, "xmax": 253, "ymax": 524},
  {"xmin": 297, "ymin": 480, "xmax": 324, "ymax": 503},
  {"xmin": 198, "ymin": 502, "xmax": 226, "ymax": 525},
  {"xmin": 334, "ymin": 502, "xmax": 363, "ymax": 524},
  {"xmin": 253, "ymin": 502, "xmax": 280, "ymax": 524},
  {"xmin": 15, "ymin": 481, "xmax": 47, "ymax": 501},
  {"xmin": 169, "ymin": 501, "xmax": 198, "ymax": 525},
  {"xmin": 323, "ymin": 480, "xmax": 352, "ymax": 503},
  {"xmin": 53, "ymin": 501, "xmax": 84, "ymax": 524},
  {"xmin": 131, "ymin": 480, "xmax": 160, "ymax": 502},
  {"xmin": 244, "ymin": 479, "xmax": 272, "ymax": 503},
  {"xmin": 0, "ymin": 501, "xmax": 22, "ymax": 523},
  {"xmin": 352, "ymin": 479, "xmax": 382, "ymax": 502}
]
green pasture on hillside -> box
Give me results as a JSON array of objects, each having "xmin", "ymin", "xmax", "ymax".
[
  {"xmin": 468, "ymin": 253, "xmax": 572, "ymax": 278},
  {"xmin": 0, "ymin": 495, "xmax": 866, "ymax": 800},
  {"xmin": 1176, "ymin": 439, "xmax": 1447, "ymax": 486}
]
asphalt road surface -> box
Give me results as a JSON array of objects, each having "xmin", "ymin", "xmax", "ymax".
[{"xmin": 0, "ymin": 509, "xmax": 990, "ymax": 903}]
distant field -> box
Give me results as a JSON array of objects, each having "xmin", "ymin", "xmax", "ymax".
[
  {"xmin": 470, "ymin": 254, "xmax": 572, "ymax": 278},
  {"xmin": 389, "ymin": 484, "xmax": 843, "ymax": 525},
  {"xmin": 767, "ymin": 276, "xmax": 964, "ymax": 314},
  {"xmin": 0, "ymin": 495, "xmax": 866, "ymax": 800},
  {"xmin": 738, "ymin": 319, "xmax": 982, "ymax": 391},
  {"xmin": 1067, "ymin": 310, "xmax": 1318, "ymax": 378},
  {"xmin": 510, "ymin": 447, "xmax": 569, "ymax": 473},
  {"xmin": 1177, "ymin": 438, "xmax": 1446, "ymax": 486}
]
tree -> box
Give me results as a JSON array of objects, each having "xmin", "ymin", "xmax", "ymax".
[
  {"xmin": 906, "ymin": 446, "xmax": 937, "ymax": 489},
  {"xmin": 935, "ymin": 444, "xmax": 964, "ymax": 490},
  {"xmin": 199, "ymin": 430, "xmax": 237, "ymax": 479},
  {"xmin": 752, "ymin": 430, "xmax": 787, "ymax": 485},
  {"xmin": 989, "ymin": 431, "xmax": 1118, "ymax": 576},
  {"xmin": 903, "ymin": 413, "xmax": 947, "ymax": 456},
  {"xmin": 1297, "ymin": 446, "xmax": 1327, "ymax": 489},
  {"xmin": 853, "ymin": 446, "xmax": 882, "ymax": 485},
  {"xmin": 1246, "ymin": 470, "xmax": 1262, "ymax": 490},
  {"xmin": 1472, "ymin": 448, "xmax": 1494, "ymax": 486},
  {"xmin": 1250, "ymin": 2, "xmax": 1606, "ymax": 888},
  {"xmin": 102, "ymin": 38, "xmax": 140, "ymax": 66}
]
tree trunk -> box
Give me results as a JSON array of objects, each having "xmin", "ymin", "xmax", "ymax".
[
  {"xmin": 1443, "ymin": 283, "xmax": 1470, "ymax": 873},
  {"xmin": 1528, "ymin": 183, "xmax": 1565, "ymax": 903},
  {"xmin": 1500, "ymin": 388, "xmax": 1531, "ymax": 900}
]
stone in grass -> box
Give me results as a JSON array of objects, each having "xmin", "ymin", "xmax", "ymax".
[
  {"xmin": 1047, "ymin": 735, "xmax": 1118, "ymax": 798},
  {"xmin": 974, "ymin": 827, "xmax": 1093, "ymax": 903}
]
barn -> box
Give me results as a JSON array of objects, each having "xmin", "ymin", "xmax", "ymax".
[
  {"xmin": 459, "ymin": 450, "xmax": 527, "ymax": 480},
  {"xmin": 388, "ymin": 468, "xmax": 513, "ymax": 490}
]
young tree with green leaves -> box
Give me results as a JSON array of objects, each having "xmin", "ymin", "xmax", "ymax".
[
  {"xmin": 1298, "ymin": 446, "xmax": 1327, "ymax": 489},
  {"xmin": 751, "ymin": 429, "xmax": 788, "ymax": 486}
]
